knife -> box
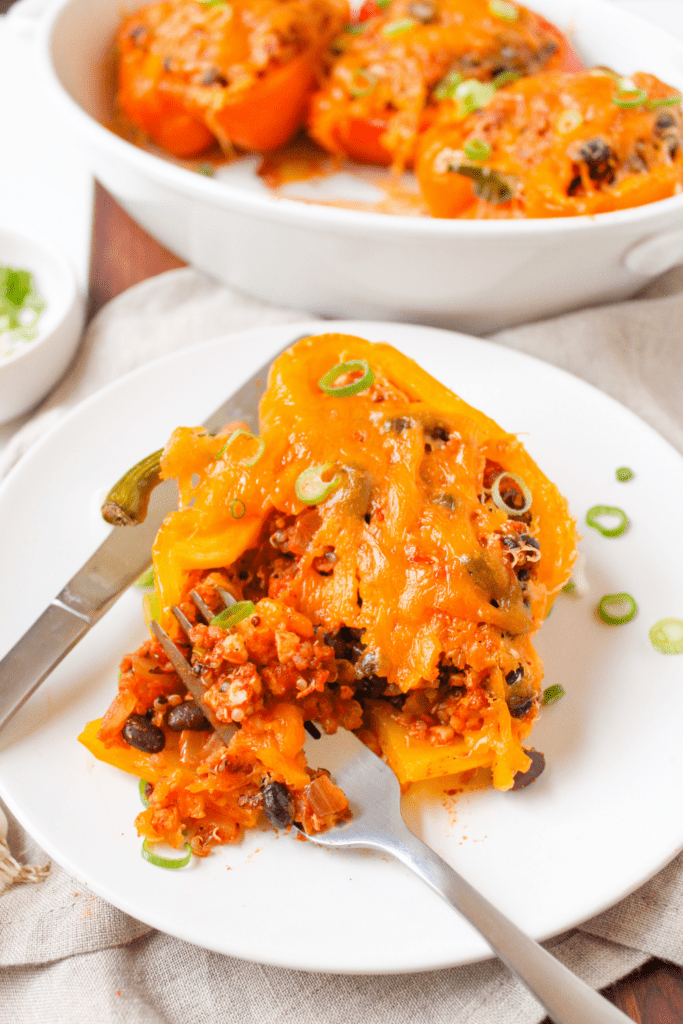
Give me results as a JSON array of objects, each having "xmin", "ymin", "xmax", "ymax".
[{"xmin": 0, "ymin": 339, "xmax": 298, "ymax": 734}]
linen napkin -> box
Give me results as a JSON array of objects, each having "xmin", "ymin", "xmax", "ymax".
[{"xmin": 1, "ymin": 266, "xmax": 683, "ymax": 1024}]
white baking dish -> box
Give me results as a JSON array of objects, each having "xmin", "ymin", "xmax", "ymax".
[{"xmin": 37, "ymin": 0, "xmax": 683, "ymax": 331}]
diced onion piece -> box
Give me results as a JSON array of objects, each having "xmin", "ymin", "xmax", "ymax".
[
  {"xmin": 597, "ymin": 593, "xmax": 637, "ymax": 625},
  {"xmin": 210, "ymin": 600, "xmax": 255, "ymax": 628},
  {"xmin": 139, "ymin": 778, "xmax": 151, "ymax": 808},
  {"xmin": 464, "ymin": 139, "xmax": 491, "ymax": 161},
  {"xmin": 141, "ymin": 839, "xmax": 192, "ymax": 869},
  {"xmin": 216, "ymin": 429, "xmax": 264, "ymax": 466},
  {"xmin": 491, "ymin": 472, "xmax": 532, "ymax": 516},
  {"xmin": 649, "ymin": 618, "xmax": 683, "ymax": 655},
  {"xmin": 489, "ymin": 0, "xmax": 518, "ymax": 20},
  {"xmin": 585, "ymin": 505, "xmax": 629, "ymax": 538},
  {"xmin": 319, "ymin": 359, "xmax": 375, "ymax": 397},
  {"xmin": 616, "ymin": 467, "xmax": 634, "ymax": 482},
  {"xmin": 230, "ymin": 498, "xmax": 246, "ymax": 519},
  {"xmin": 295, "ymin": 463, "xmax": 341, "ymax": 505},
  {"xmin": 305, "ymin": 774, "xmax": 349, "ymax": 818},
  {"xmin": 542, "ymin": 684, "xmax": 566, "ymax": 705}
]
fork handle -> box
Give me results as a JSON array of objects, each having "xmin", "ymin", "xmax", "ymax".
[{"xmin": 390, "ymin": 828, "xmax": 632, "ymax": 1024}]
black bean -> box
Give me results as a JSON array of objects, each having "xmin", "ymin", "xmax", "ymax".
[
  {"xmin": 520, "ymin": 534, "xmax": 540, "ymax": 550},
  {"xmin": 304, "ymin": 721, "xmax": 322, "ymax": 740},
  {"xmin": 122, "ymin": 714, "xmax": 166, "ymax": 753},
  {"xmin": 512, "ymin": 749, "xmax": 546, "ymax": 790},
  {"xmin": 505, "ymin": 666, "xmax": 524, "ymax": 687},
  {"xmin": 163, "ymin": 56, "xmax": 173, "ymax": 72},
  {"xmin": 262, "ymin": 781, "xmax": 294, "ymax": 829},
  {"xmin": 387, "ymin": 417, "xmax": 412, "ymax": 433},
  {"xmin": 579, "ymin": 138, "xmax": 616, "ymax": 184},
  {"xmin": 144, "ymin": 782, "xmax": 154, "ymax": 800},
  {"xmin": 655, "ymin": 112, "xmax": 676, "ymax": 133},
  {"xmin": 355, "ymin": 674, "xmax": 388, "ymax": 700},
  {"xmin": 508, "ymin": 696, "xmax": 533, "ymax": 719},
  {"xmin": 437, "ymin": 662, "xmax": 465, "ymax": 688},
  {"xmin": 201, "ymin": 66, "xmax": 227, "ymax": 86},
  {"xmin": 501, "ymin": 536, "xmax": 519, "ymax": 549},
  {"xmin": 516, "ymin": 568, "xmax": 530, "ymax": 582},
  {"xmin": 425, "ymin": 424, "xmax": 450, "ymax": 444},
  {"xmin": 323, "ymin": 626, "xmax": 364, "ymax": 662},
  {"xmin": 166, "ymin": 701, "xmax": 211, "ymax": 732},
  {"xmin": 567, "ymin": 173, "xmax": 583, "ymax": 197}
]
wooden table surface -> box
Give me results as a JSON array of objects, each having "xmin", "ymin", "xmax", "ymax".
[{"xmin": 90, "ymin": 180, "xmax": 683, "ymax": 1023}]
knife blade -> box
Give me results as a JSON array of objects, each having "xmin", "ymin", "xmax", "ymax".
[{"xmin": 0, "ymin": 337, "xmax": 299, "ymax": 733}]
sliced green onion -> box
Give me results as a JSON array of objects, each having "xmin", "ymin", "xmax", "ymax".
[
  {"xmin": 141, "ymin": 839, "xmax": 192, "ymax": 869},
  {"xmin": 0, "ymin": 266, "xmax": 46, "ymax": 346},
  {"xmin": 345, "ymin": 22, "xmax": 366, "ymax": 33},
  {"xmin": 455, "ymin": 79, "xmax": 496, "ymax": 116},
  {"xmin": 648, "ymin": 95, "xmax": 682, "ymax": 108},
  {"xmin": 319, "ymin": 359, "xmax": 375, "ymax": 397},
  {"xmin": 230, "ymin": 497, "xmax": 246, "ymax": 519},
  {"xmin": 216, "ymin": 429, "xmax": 264, "ymax": 466},
  {"xmin": 616, "ymin": 467, "xmax": 634, "ymax": 482},
  {"xmin": 597, "ymin": 592, "xmax": 637, "ymax": 625},
  {"xmin": 433, "ymin": 70, "xmax": 463, "ymax": 101},
  {"xmin": 134, "ymin": 567, "xmax": 155, "ymax": 589},
  {"xmin": 586, "ymin": 505, "xmax": 629, "ymax": 538},
  {"xmin": 557, "ymin": 109, "xmax": 583, "ymax": 133},
  {"xmin": 612, "ymin": 85, "xmax": 648, "ymax": 109},
  {"xmin": 139, "ymin": 778, "xmax": 152, "ymax": 808},
  {"xmin": 542, "ymin": 684, "xmax": 566, "ymax": 705},
  {"xmin": 377, "ymin": 0, "xmax": 392, "ymax": 7},
  {"xmin": 489, "ymin": 0, "xmax": 518, "ymax": 20},
  {"xmin": 649, "ymin": 617, "xmax": 683, "ymax": 655},
  {"xmin": 143, "ymin": 591, "xmax": 162, "ymax": 626},
  {"xmin": 197, "ymin": 163, "xmax": 214, "ymax": 176},
  {"xmin": 210, "ymin": 600, "xmax": 255, "ymax": 629},
  {"xmin": 463, "ymin": 139, "xmax": 491, "ymax": 161},
  {"xmin": 295, "ymin": 463, "xmax": 341, "ymax": 505},
  {"xmin": 491, "ymin": 472, "xmax": 532, "ymax": 516},
  {"xmin": 493, "ymin": 70, "xmax": 520, "ymax": 88},
  {"xmin": 350, "ymin": 68, "xmax": 378, "ymax": 98},
  {"xmin": 202, "ymin": 0, "xmax": 230, "ymax": 7},
  {"xmin": 382, "ymin": 17, "xmax": 416, "ymax": 35}
]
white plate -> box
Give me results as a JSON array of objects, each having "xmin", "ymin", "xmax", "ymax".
[{"xmin": 1, "ymin": 320, "xmax": 682, "ymax": 974}]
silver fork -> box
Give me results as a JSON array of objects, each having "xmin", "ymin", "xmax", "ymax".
[{"xmin": 151, "ymin": 600, "xmax": 631, "ymax": 1024}]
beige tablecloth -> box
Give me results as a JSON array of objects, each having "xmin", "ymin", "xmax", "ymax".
[{"xmin": 1, "ymin": 266, "xmax": 683, "ymax": 1023}]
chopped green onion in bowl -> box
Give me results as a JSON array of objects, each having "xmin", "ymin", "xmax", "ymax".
[
  {"xmin": 0, "ymin": 266, "xmax": 46, "ymax": 357},
  {"xmin": 649, "ymin": 618, "xmax": 683, "ymax": 654}
]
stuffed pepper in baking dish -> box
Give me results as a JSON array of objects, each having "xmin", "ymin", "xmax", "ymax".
[
  {"xmin": 117, "ymin": 0, "xmax": 348, "ymax": 157},
  {"xmin": 307, "ymin": 0, "xmax": 581, "ymax": 169}
]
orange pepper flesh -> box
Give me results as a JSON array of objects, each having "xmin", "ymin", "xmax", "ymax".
[
  {"xmin": 85, "ymin": 335, "xmax": 577, "ymax": 851},
  {"xmin": 416, "ymin": 69, "xmax": 683, "ymax": 218}
]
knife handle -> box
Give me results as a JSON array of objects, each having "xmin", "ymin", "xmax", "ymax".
[{"xmin": 0, "ymin": 604, "xmax": 90, "ymax": 732}]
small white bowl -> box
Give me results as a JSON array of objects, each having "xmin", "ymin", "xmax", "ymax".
[{"xmin": 0, "ymin": 227, "xmax": 84, "ymax": 424}]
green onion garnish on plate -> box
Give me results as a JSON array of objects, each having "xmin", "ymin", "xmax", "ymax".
[
  {"xmin": 616, "ymin": 467, "xmax": 633, "ymax": 482},
  {"xmin": 597, "ymin": 592, "xmax": 637, "ymax": 625},
  {"xmin": 491, "ymin": 472, "xmax": 532, "ymax": 516},
  {"xmin": 216, "ymin": 429, "xmax": 264, "ymax": 466},
  {"xmin": 141, "ymin": 838, "xmax": 192, "ymax": 869},
  {"xmin": 649, "ymin": 618, "xmax": 683, "ymax": 654},
  {"xmin": 319, "ymin": 359, "xmax": 374, "ymax": 397},
  {"xmin": 295, "ymin": 464, "xmax": 341, "ymax": 504},
  {"xmin": 542, "ymin": 684, "xmax": 566, "ymax": 705},
  {"xmin": 586, "ymin": 505, "xmax": 628, "ymax": 537},
  {"xmin": 210, "ymin": 600, "xmax": 255, "ymax": 629}
]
